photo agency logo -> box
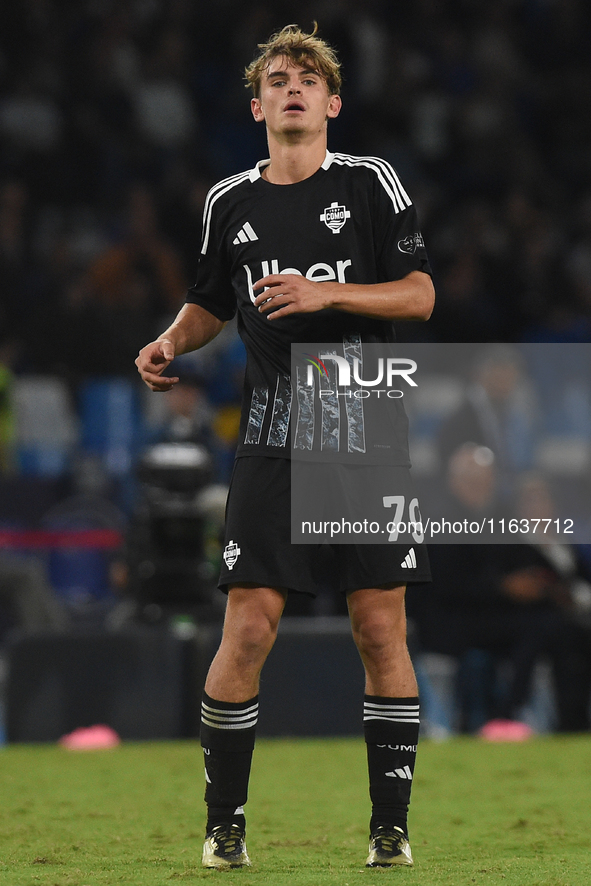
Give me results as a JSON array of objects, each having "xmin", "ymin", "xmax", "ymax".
[{"xmin": 303, "ymin": 351, "xmax": 418, "ymax": 399}]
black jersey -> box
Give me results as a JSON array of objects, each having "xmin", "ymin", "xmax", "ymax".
[{"xmin": 186, "ymin": 151, "xmax": 432, "ymax": 464}]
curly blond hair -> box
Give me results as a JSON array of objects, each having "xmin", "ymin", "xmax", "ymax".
[{"xmin": 245, "ymin": 23, "xmax": 342, "ymax": 98}]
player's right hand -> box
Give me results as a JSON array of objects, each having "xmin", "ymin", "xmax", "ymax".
[{"xmin": 135, "ymin": 339, "xmax": 179, "ymax": 392}]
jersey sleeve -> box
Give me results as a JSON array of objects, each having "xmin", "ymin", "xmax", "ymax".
[
  {"xmin": 185, "ymin": 188, "xmax": 237, "ymax": 322},
  {"xmin": 370, "ymin": 160, "xmax": 432, "ymax": 282}
]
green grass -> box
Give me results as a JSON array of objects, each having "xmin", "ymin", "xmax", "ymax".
[{"xmin": 0, "ymin": 736, "xmax": 590, "ymax": 885}]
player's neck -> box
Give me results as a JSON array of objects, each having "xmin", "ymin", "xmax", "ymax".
[{"xmin": 262, "ymin": 134, "xmax": 327, "ymax": 185}]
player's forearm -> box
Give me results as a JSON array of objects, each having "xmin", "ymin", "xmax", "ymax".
[
  {"xmin": 158, "ymin": 303, "xmax": 225, "ymax": 355},
  {"xmin": 327, "ymin": 271, "xmax": 435, "ymax": 322}
]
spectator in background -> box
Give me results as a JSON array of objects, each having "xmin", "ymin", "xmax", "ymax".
[
  {"xmin": 410, "ymin": 449, "xmax": 591, "ymax": 733},
  {"xmin": 132, "ymin": 28, "xmax": 198, "ymax": 154},
  {"xmin": 0, "ymin": 340, "xmax": 17, "ymax": 475},
  {"xmin": 87, "ymin": 183, "xmax": 187, "ymax": 374},
  {"xmin": 0, "ymin": 554, "xmax": 69, "ymax": 640},
  {"xmin": 89, "ymin": 183, "xmax": 186, "ymax": 316},
  {"xmin": 148, "ymin": 367, "xmax": 218, "ymax": 460},
  {"xmin": 1, "ymin": 1, "xmax": 591, "ymax": 369},
  {"xmin": 430, "ymin": 442, "xmax": 501, "ymax": 535},
  {"xmin": 0, "ymin": 2, "xmax": 590, "ymax": 698},
  {"xmin": 0, "ymin": 67, "xmax": 65, "ymax": 204},
  {"xmin": 0, "ymin": 180, "xmax": 36, "ymax": 347},
  {"xmin": 437, "ymin": 345, "xmax": 538, "ymax": 499},
  {"xmin": 142, "ymin": 330, "xmax": 246, "ymax": 484}
]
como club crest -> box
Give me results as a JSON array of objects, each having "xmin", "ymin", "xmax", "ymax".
[
  {"xmin": 320, "ymin": 201, "xmax": 351, "ymax": 234},
  {"xmin": 223, "ymin": 539, "xmax": 241, "ymax": 570}
]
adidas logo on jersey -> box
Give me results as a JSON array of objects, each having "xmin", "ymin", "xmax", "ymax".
[
  {"xmin": 233, "ymin": 222, "xmax": 258, "ymax": 245},
  {"xmin": 400, "ymin": 548, "xmax": 416, "ymax": 569},
  {"xmin": 385, "ymin": 766, "xmax": 413, "ymax": 780}
]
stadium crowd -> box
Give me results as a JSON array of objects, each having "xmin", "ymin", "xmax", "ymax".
[
  {"xmin": 1, "ymin": 0, "xmax": 591, "ymax": 733},
  {"xmin": 2, "ymin": 0, "xmax": 591, "ymax": 377}
]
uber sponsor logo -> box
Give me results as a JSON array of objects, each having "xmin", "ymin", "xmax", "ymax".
[{"xmin": 244, "ymin": 259, "xmax": 352, "ymax": 303}]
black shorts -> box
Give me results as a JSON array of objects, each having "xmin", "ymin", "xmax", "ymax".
[{"xmin": 219, "ymin": 456, "xmax": 430, "ymax": 595}]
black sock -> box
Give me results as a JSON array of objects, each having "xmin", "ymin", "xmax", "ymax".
[
  {"xmin": 200, "ymin": 692, "xmax": 258, "ymax": 833},
  {"xmin": 364, "ymin": 695, "xmax": 420, "ymax": 837}
]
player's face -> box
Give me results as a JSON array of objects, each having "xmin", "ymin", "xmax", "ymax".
[{"xmin": 251, "ymin": 57, "xmax": 341, "ymax": 140}]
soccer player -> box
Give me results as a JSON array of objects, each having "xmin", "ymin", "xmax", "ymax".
[{"xmin": 136, "ymin": 23, "xmax": 435, "ymax": 870}]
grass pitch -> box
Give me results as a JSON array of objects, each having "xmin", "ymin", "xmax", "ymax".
[{"xmin": 0, "ymin": 736, "xmax": 590, "ymax": 885}]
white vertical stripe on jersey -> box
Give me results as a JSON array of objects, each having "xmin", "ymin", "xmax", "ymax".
[
  {"xmin": 386, "ymin": 162, "xmax": 413, "ymax": 207},
  {"xmin": 267, "ymin": 373, "xmax": 293, "ymax": 447},
  {"xmin": 294, "ymin": 365, "xmax": 315, "ymax": 451},
  {"xmin": 201, "ymin": 170, "xmax": 248, "ymax": 236},
  {"xmin": 352, "ymin": 152, "xmax": 413, "ymax": 209},
  {"xmin": 332, "ymin": 153, "xmax": 403, "ymax": 211},
  {"xmin": 354, "ymin": 153, "xmax": 413, "ymax": 207},
  {"xmin": 331, "ymin": 153, "xmax": 412, "ymax": 213},
  {"xmin": 343, "ymin": 334, "xmax": 366, "ymax": 454},
  {"xmin": 320, "ymin": 350, "xmax": 340, "ymax": 452},
  {"xmin": 201, "ymin": 171, "xmax": 251, "ymax": 254},
  {"xmin": 244, "ymin": 385, "xmax": 269, "ymax": 445}
]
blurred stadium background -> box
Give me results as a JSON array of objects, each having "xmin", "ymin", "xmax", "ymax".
[{"xmin": 0, "ymin": 0, "xmax": 591, "ymax": 744}]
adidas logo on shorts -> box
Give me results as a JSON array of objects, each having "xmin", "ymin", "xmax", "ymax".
[{"xmin": 400, "ymin": 547, "xmax": 416, "ymax": 569}]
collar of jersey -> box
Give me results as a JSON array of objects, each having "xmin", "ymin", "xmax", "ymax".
[{"xmin": 249, "ymin": 150, "xmax": 334, "ymax": 182}]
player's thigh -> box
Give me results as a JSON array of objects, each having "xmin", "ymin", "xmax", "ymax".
[{"xmin": 221, "ymin": 456, "xmax": 328, "ymax": 595}]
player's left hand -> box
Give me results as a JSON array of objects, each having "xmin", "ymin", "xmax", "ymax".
[{"xmin": 253, "ymin": 274, "xmax": 334, "ymax": 319}]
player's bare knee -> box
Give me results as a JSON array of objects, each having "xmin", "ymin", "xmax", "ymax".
[
  {"xmin": 352, "ymin": 615, "xmax": 407, "ymax": 660},
  {"xmin": 224, "ymin": 611, "xmax": 279, "ymax": 665},
  {"xmin": 243, "ymin": 613, "xmax": 279, "ymax": 655}
]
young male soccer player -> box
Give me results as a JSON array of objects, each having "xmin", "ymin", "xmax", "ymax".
[{"xmin": 136, "ymin": 23, "xmax": 435, "ymax": 870}]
